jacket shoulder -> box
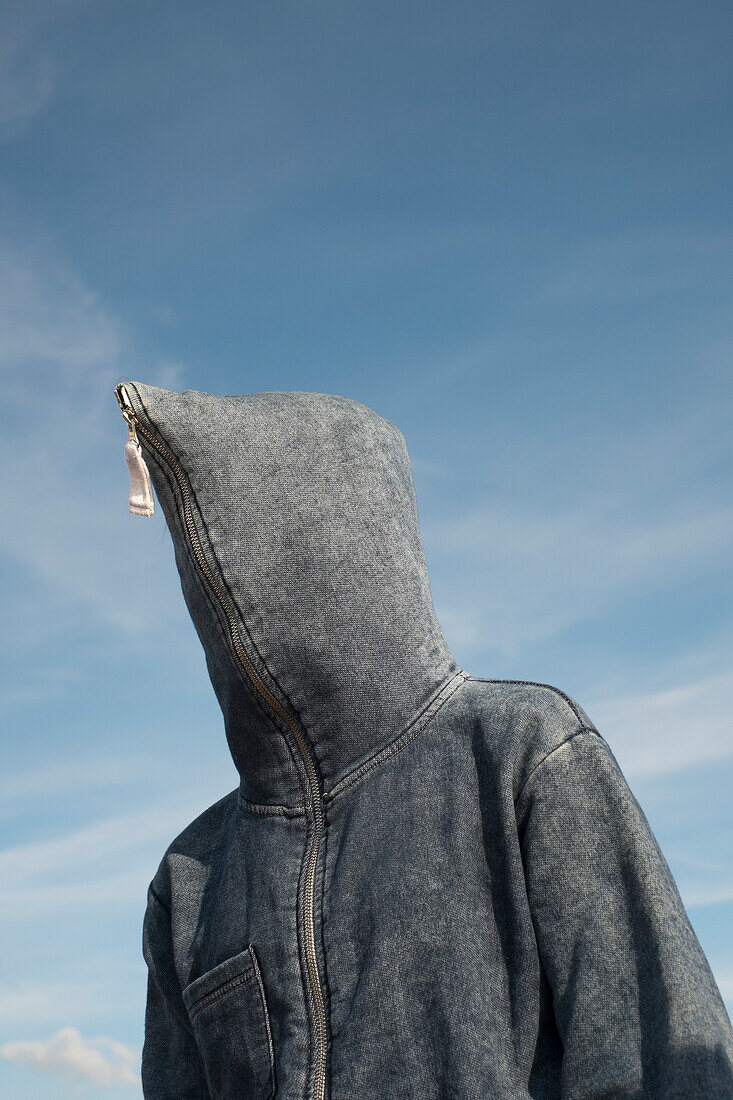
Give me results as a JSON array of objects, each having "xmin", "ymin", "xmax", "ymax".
[
  {"xmin": 458, "ymin": 676, "xmax": 604, "ymax": 801},
  {"xmin": 147, "ymin": 787, "xmax": 240, "ymax": 910}
]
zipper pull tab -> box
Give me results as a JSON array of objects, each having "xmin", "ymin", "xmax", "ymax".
[{"xmin": 115, "ymin": 383, "xmax": 155, "ymax": 517}]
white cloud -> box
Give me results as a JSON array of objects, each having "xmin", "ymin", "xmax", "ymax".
[{"xmin": 1, "ymin": 1026, "xmax": 140, "ymax": 1089}]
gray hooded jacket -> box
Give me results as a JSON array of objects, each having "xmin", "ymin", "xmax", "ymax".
[{"xmin": 115, "ymin": 380, "xmax": 733, "ymax": 1100}]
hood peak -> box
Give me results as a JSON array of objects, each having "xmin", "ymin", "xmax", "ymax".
[{"xmin": 117, "ymin": 381, "xmax": 462, "ymax": 807}]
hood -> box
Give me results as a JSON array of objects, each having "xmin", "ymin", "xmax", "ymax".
[{"xmin": 115, "ymin": 381, "xmax": 463, "ymax": 808}]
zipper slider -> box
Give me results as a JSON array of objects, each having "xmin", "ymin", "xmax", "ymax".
[{"xmin": 115, "ymin": 383, "xmax": 155, "ymax": 517}]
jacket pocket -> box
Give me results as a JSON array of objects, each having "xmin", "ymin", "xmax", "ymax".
[{"xmin": 181, "ymin": 944, "xmax": 276, "ymax": 1099}]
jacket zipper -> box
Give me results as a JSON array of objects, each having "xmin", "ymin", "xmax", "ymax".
[{"xmin": 114, "ymin": 383, "xmax": 328, "ymax": 1100}]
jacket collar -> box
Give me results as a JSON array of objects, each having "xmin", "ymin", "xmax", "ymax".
[{"xmin": 118, "ymin": 381, "xmax": 462, "ymax": 808}]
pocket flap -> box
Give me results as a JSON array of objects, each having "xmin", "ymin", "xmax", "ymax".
[{"xmin": 182, "ymin": 944, "xmax": 275, "ymax": 1099}]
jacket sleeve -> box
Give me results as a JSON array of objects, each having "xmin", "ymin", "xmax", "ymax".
[
  {"xmin": 141, "ymin": 884, "xmax": 211, "ymax": 1099},
  {"xmin": 516, "ymin": 727, "xmax": 733, "ymax": 1098}
]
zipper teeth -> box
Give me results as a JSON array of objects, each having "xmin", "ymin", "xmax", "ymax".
[{"xmin": 127, "ymin": 401, "xmax": 328, "ymax": 1100}]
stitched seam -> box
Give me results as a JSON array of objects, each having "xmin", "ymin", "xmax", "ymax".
[
  {"xmin": 130, "ymin": 383, "xmax": 311, "ymax": 811},
  {"xmin": 250, "ymin": 946, "xmax": 277, "ymax": 1096},
  {"xmin": 187, "ymin": 969, "xmax": 257, "ymax": 1018},
  {"xmin": 139, "ymin": 436, "xmax": 304, "ymax": 795},
  {"xmin": 132, "ymin": 429, "xmax": 226, "ymax": 645},
  {"xmin": 130, "ymin": 383, "xmax": 308, "ymax": 748},
  {"xmin": 130, "ymin": 384, "xmax": 315, "ymax": 1081},
  {"xmin": 326, "ymin": 669, "xmax": 470, "ymax": 803},
  {"xmin": 130, "ymin": 392, "xmax": 264, "ymax": 702},
  {"xmin": 321, "ymin": 801, "xmax": 334, "ymax": 1094},
  {"xmin": 237, "ymin": 791, "xmax": 307, "ymax": 817},
  {"xmin": 131, "ymin": 385, "xmax": 316, "ymax": 1057},
  {"xmin": 133, "ymin": 386, "xmax": 296, "ymax": 714},
  {"xmin": 514, "ymin": 727, "xmax": 601, "ymax": 808},
  {"xmin": 142, "ymin": 444, "xmax": 250, "ymax": 709},
  {"xmin": 466, "ymin": 676, "xmax": 594, "ymax": 732},
  {"xmin": 295, "ymin": 806, "xmax": 315, "ymax": 1091}
]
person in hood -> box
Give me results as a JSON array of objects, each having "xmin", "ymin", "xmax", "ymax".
[{"xmin": 115, "ymin": 380, "xmax": 733, "ymax": 1099}]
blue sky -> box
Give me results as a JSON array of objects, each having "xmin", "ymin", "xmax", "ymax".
[{"xmin": 1, "ymin": 1, "xmax": 732, "ymax": 1095}]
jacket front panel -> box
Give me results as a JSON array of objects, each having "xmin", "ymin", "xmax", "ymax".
[
  {"xmin": 322, "ymin": 677, "xmax": 551, "ymax": 1100},
  {"xmin": 143, "ymin": 673, "xmax": 733, "ymax": 1099},
  {"xmin": 121, "ymin": 380, "xmax": 733, "ymax": 1099},
  {"xmin": 144, "ymin": 793, "xmax": 313, "ymax": 1100},
  {"xmin": 144, "ymin": 675, "xmax": 561, "ymax": 1100}
]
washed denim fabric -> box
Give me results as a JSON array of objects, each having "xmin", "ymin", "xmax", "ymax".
[{"xmin": 118, "ymin": 380, "xmax": 733, "ymax": 1100}]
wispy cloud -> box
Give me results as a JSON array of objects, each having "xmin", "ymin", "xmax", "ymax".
[
  {"xmin": 0, "ymin": 2, "xmax": 57, "ymax": 134},
  {"xmin": 0, "ymin": 756, "xmax": 149, "ymax": 805},
  {"xmin": 0, "ymin": 978, "xmax": 113, "ymax": 1029},
  {"xmin": 0, "ymin": 2, "xmax": 115, "ymax": 139},
  {"xmin": 0, "ymin": 242, "xmax": 185, "ymax": 640},
  {"xmin": 0, "ymin": 769, "xmax": 235, "ymax": 921},
  {"xmin": 715, "ymin": 971, "xmax": 733, "ymax": 1002},
  {"xmin": 0, "ymin": 250, "xmax": 122, "ymax": 372},
  {"xmin": 1, "ymin": 1027, "xmax": 140, "ymax": 1089},
  {"xmin": 540, "ymin": 229, "xmax": 733, "ymax": 304},
  {"xmin": 680, "ymin": 883, "xmax": 733, "ymax": 908},
  {"xmin": 421, "ymin": 338, "xmax": 731, "ymax": 664},
  {"xmin": 589, "ymin": 668, "xmax": 733, "ymax": 780},
  {"xmin": 427, "ymin": 493, "xmax": 731, "ymax": 660},
  {"xmin": 665, "ymin": 844, "xmax": 733, "ymax": 912}
]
